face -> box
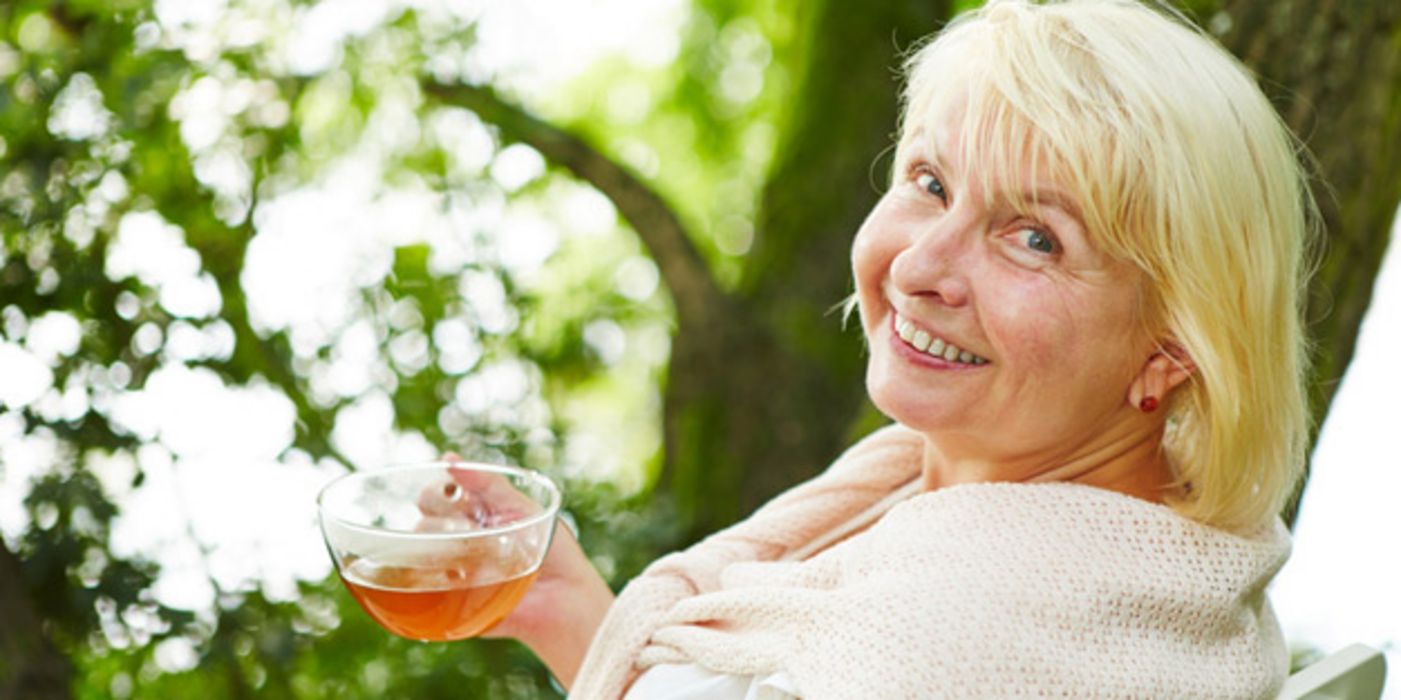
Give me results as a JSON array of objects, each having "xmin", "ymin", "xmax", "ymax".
[{"xmin": 853, "ymin": 108, "xmax": 1157, "ymax": 471}]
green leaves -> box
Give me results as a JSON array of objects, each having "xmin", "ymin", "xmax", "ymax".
[
  {"xmin": 20, "ymin": 466, "xmax": 168, "ymax": 649},
  {"xmin": 1, "ymin": 1, "xmax": 692, "ymax": 696}
]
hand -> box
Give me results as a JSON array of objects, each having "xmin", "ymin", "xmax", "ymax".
[{"xmin": 434, "ymin": 455, "xmax": 615, "ymax": 690}]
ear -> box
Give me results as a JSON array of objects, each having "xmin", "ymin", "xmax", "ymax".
[{"xmin": 1127, "ymin": 342, "xmax": 1196, "ymax": 409}]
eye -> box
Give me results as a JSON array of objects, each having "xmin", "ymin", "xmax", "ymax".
[
  {"xmin": 914, "ymin": 171, "xmax": 947, "ymax": 202},
  {"xmin": 1015, "ymin": 227, "xmax": 1058, "ymax": 255}
]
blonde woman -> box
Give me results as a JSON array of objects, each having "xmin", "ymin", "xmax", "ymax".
[{"xmin": 479, "ymin": 0, "xmax": 1317, "ymax": 696}]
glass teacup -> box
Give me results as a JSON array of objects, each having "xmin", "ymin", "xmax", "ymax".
[{"xmin": 317, "ymin": 462, "xmax": 560, "ymax": 641}]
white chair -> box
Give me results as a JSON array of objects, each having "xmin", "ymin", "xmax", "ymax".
[{"xmin": 1278, "ymin": 644, "xmax": 1387, "ymax": 700}]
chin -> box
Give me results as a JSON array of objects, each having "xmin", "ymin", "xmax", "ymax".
[{"xmin": 866, "ymin": 371, "xmax": 956, "ymax": 433}]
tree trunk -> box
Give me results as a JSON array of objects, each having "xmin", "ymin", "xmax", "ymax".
[
  {"xmin": 1212, "ymin": 0, "xmax": 1401, "ymax": 522},
  {"xmin": 661, "ymin": 0, "xmax": 952, "ymax": 539},
  {"xmin": 667, "ymin": 0, "xmax": 1401, "ymax": 536},
  {"xmin": 440, "ymin": 0, "xmax": 1396, "ymax": 543},
  {"xmin": 0, "ymin": 539, "xmax": 71, "ymax": 700}
]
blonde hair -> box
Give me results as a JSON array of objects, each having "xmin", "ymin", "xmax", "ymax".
[{"xmin": 897, "ymin": 0, "xmax": 1317, "ymax": 533}]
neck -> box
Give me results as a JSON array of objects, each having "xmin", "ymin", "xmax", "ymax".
[{"xmin": 919, "ymin": 420, "xmax": 1179, "ymax": 504}]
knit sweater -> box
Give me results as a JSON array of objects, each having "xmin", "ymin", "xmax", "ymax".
[{"xmin": 570, "ymin": 424, "xmax": 1292, "ymax": 699}]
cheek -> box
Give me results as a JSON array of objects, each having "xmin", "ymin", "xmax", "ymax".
[
  {"xmin": 981, "ymin": 278, "xmax": 1093, "ymax": 376},
  {"xmin": 984, "ymin": 277, "xmax": 1143, "ymax": 387},
  {"xmin": 851, "ymin": 204, "xmax": 894, "ymax": 275},
  {"xmin": 851, "ymin": 228, "xmax": 881, "ymax": 291},
  {"xmin": 983, "ymin": 278, "xmax": 1061, "ymax": 345},
  {"xmin": 851, "ymin": 211, "xmax": 897, "ymax": 327}
]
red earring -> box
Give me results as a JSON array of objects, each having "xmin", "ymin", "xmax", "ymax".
[{"xmin": 1139, "ymin": 396, "xmax": 1159, "ymax": 413}]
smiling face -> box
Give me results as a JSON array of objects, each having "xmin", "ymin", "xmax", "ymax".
[{"xmin": 853, "ymin": 107, "xmax": 1159, "ymax": 474}]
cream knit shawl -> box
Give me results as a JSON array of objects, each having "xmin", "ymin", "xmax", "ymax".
[{"xmin": 571, "ymin": 424, "xmax": 1291, "ymax": 699}]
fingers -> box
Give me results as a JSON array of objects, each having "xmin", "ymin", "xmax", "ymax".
[
  {"xmin": 414, "ymin": 458, "xmax": 541, "ymax": 529},
  {"xmin": 445, "ymin": 462, "xmax": 510, "ymax": 494},
  {"xmin": 416, "ymin": 479, "xmax": 469, "ymax": 518},
  {"xmin": 447, "ymin": 464, "xmax": 540, "ymax": 522}
]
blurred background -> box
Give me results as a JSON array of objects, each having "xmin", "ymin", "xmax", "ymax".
[{"xmin": 0, "ymin": 0, "xmax": 1396, "ymax": 697}]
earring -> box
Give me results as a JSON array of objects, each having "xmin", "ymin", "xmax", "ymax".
[{"xmin": 1139, "ymin": 396, "xmax": 1159, "ymax": 413}]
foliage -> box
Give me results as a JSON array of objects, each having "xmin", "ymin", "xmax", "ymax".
[
  {"xmin": 4, "ymin": 0, "xmax": 1394, "ymax": 695},
  {"xmin": 0, "ymin": 0, "xmax": 752, "ymax": 696}
]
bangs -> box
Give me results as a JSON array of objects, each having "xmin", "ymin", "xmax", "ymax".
[
  {"xmin": 896, "ymin": 5, "xmax": 1151, "ymax": 272},
  {"xmin": 890, "ymin": 0, "xmax": 1318, "ymax": 533}
]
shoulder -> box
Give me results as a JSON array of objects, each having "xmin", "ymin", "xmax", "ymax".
[
  {"xmin": 860, "ymin": 482, "xmax": 1290, "ymax": 603},
  {"xmin": 877, "ymin": 480, "xmax": 1289, "ymax": 566},
  {"xmin": 833, "ymin": 482, "xmax": 1291, "ymax": 696}
]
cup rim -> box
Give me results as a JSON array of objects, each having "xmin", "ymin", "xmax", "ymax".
[{"xmin": 316, "ymin": 461, "xmax": 562, "ymax": 540}]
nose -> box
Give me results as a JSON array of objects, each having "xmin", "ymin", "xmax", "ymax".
[{"xmin": 889, "ymin": 214, "xmax": 973, "ymax": 308}]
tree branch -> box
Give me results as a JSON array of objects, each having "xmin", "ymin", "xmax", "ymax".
[
  {"xmin": 0, "ymin": 538, "xmax": 71, "ymax": 700},
  {"xmin": 1218, "ymin": 0, "xmax": 1401, "ymax": 525},
  {"xmin": 421, "ymin": 80, "xmax": 728, "ymax": 327}
]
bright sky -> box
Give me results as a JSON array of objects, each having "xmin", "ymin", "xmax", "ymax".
[
  {"xmin": 0, "ymin": 0, "xmax": 1395, "ymax": 691},
  {"xmin": 1271, "ymin": 208, "xmax": 1401, "ymax": 696},
  {"xmin": 0, "ymin": 0, "xmax": 687, "ymax": 671}
]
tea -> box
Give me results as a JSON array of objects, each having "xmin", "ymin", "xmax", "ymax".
[{"xmin": 341, "ymin": 556, "xmax": 539, "ymax": 641}]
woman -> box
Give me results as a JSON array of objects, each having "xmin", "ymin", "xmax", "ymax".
[{"xmin": 484, "ymin": 0, "xmax": 1316, "ymax": 696}]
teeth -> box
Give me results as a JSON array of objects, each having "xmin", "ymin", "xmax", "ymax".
[
  {"xmin": 893, "ymin": 313, "xmax": 988, "ymax": 366},
  {"xmin": 911, "ymin": 330, "xmax": 931, "ymax": 351}
]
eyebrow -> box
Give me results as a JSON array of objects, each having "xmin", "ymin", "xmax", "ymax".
[
  {"xmin": 903, "ymin": 128, "xmax": 1088, "ymax": 224},
  {"xmin": 1012, "ymin": 186, "xmax": 1084, "ymax": 222}
]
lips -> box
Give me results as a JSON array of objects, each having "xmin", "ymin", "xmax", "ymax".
[{"xmin": 893, "ymin": 313, "xmax": 989, "ymax": 365}]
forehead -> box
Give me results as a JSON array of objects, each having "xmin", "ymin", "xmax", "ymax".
[
  {"xmin": 896, "ymin": 19, "xmax": 1159, "ymax": 266},
  {"xmin": 900, "ymin": 102, "xmax": 1086, "ymax": 221}
]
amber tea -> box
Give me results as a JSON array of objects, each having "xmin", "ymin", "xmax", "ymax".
[{"xmin": 318, "ymin": 463, "xmax": 560, "ymax": 641}]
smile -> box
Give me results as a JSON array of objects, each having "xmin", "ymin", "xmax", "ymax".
[{"xmin": 893, "ymin": 313, "xmax": 989, "ymax": 365}]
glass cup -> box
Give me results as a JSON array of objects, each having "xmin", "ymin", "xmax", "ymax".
[{"xmin": 317, "ymin": 462, "xmax": 560, "ymax": 641}]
